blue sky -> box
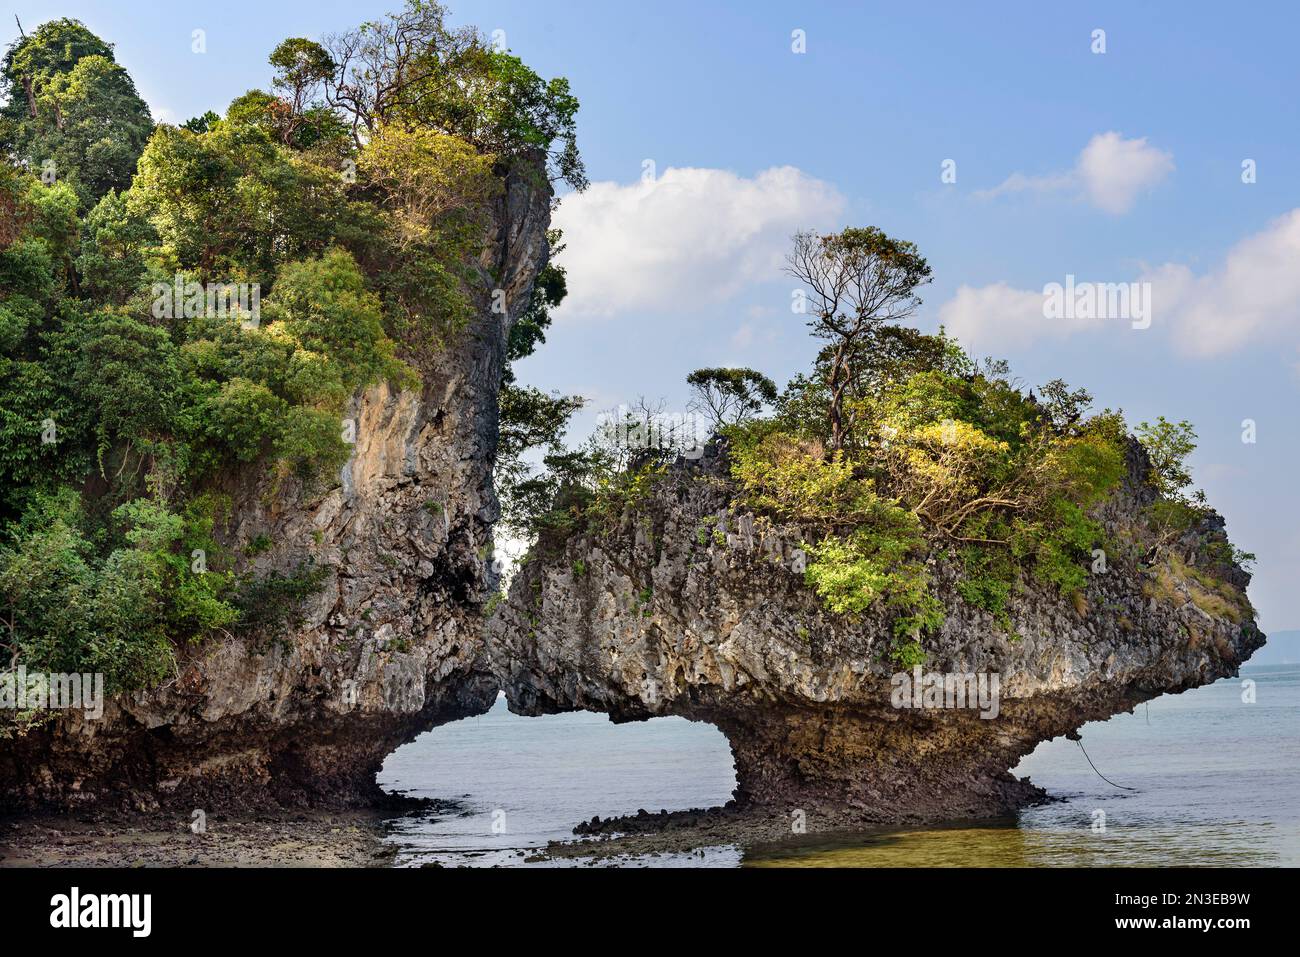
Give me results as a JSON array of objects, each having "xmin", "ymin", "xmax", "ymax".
[{"xmin": 10, "ymin": 0, "xmax": 1300, "ymax": 629}]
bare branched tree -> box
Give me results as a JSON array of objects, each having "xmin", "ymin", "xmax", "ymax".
[
  {"xmin": 786, "ymin": 227, "xmax": 932, "ymax": 450},
  {"xmin": 320, "ymin": 1, "xmax": 479, "ymax": 146}
]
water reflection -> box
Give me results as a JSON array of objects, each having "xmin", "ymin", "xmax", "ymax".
[{"xmin": 741, "ymin": 816, "xmax": 1283, "ymax": 867}]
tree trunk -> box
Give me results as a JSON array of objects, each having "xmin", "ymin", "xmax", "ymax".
[
  {"xmin": 829, "ymin": 384, "xmax": 845, "ymax": 450},
  {"xmin": 827, "ymin": 340, "xmax": 849, "ymax": 450},
  {"xmin": 21, "ymin": 76, "xmax": 36, "ymax": 119}
]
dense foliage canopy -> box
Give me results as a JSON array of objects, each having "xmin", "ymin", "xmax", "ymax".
[{"xmin": 0, "ymin": 3, "xmax": 583, "ymax": 717}]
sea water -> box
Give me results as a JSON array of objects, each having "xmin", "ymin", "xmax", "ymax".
[{"xmin": 377, "ymin": 664, "xmax": 1300, "ymax": 867}]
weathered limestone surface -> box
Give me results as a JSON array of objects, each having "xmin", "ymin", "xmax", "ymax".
[
  {"xmin": 0, "ymin": 167, "xmax": 552, "ymax": 813},
  {"xmin": 489, "ymin": 441, "xmax": 1264, "ymax": 823}
]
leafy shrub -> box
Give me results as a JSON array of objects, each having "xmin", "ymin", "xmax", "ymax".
[
  {"xmin": 0, "ymin": 491, "xmax": 236, "ymax": 693},
  {"xmin": 723, "ymin": 325, "xmax": 1135, "ymax": 651}
]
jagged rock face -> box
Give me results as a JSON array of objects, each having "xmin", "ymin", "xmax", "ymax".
[
  {"xmin": 0, "ymin": 168, "xmax": 552, "ymax": 813},
  {"xmin": 489, "ymin": 441, "xmax": 1264, "ymax": 824}
]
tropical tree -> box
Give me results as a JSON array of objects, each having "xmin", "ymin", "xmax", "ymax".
[
  {"xmin": 317, "ymin": 1, "xmax": 585, "ymax": 187},
  {"xmin": 1, "ymin": 19, "xmax": 153, "ymax": 206},
  {"xmin": 1037, "ymin": 378, "xmax": 1094, "ymax": 436},
  {"xmin": 785, "ymin": 227, "xmax": 932, "ymax": 449},
  {"xmin": 1135, "ymin": 416, "xmax": 1197, "ymax": 500},
  {"xmin": 268, "ymin": 38, "xmax": 336, "ymax": 145},
  {"xmin": 686, "ymin": 366, "xmax": 777, "ymax": 433}
]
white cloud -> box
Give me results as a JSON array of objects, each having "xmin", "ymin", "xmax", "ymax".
[
  {"xmin": 977, "ymin": 171, "xmax": 1075, "ymax": 201},
  {"xmin": 550, "ymin": 166, "xmax": 844, "ymax": 319},
  {"xmin": 978, "ymin": 132, "xmax": 1173, "ymax": 214},
  {"xmin": 1077, "ymin": 133, "xmax": 1176, "ymax": 214},
  {"xmin": 936, "ymin": 208, "xmax": 1300, "ymax": 357},
  {"xmin": 1142, "ymin": 209, "xmax": 1300, "ymax": 357},
  {"xmin": 937, "ymin": 281, "xmax": 1073, "ymax": 353}
]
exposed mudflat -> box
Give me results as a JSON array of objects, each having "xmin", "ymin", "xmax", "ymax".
[
  {"xmin": 535, "ymin": 799, "xmax": 1052, "ymax": 862},
  {"xmin": 0, "ymin": 808, "xmax": 395, "ymax": 868}
]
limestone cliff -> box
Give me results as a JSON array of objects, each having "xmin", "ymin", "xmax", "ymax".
[
  {"xmin": 489, "ymin": 439, "xmax": 1264, "ymax": 824},
  {"xmin": 0, "ymin": 167, "xmax": 552, "ymax": 813}
]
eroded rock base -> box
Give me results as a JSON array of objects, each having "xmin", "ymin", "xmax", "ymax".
[
  {"xmin": 1, "ymin": 673, "xmax": 496, "ymax": 814},
  {"xmin": 715, "ymin": 706, "xmax": 1045, "ymax": 822}
]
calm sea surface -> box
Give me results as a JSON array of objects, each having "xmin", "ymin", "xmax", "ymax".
[{"xmin": 377, "ymin": 664, "xmax": 1300, "ymax": 867}]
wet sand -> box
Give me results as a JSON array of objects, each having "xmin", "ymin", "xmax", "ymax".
[{"xmin": 0, "ymin": 809, "xmax": 396, "ymax": 868}]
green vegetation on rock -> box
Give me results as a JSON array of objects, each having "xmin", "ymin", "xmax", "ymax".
[
  {"xmin": 0, "ymin": 2, "xmax": 584, "ymax": 708},
  {"xmin": 512, "ymin": 226, "xmax": 1252, "ymax": 664}
]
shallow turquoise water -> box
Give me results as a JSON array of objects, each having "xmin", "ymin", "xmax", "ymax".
[{"xmin": 377, "ymin": 664, "xmax": 1300, "ymax": 867}]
